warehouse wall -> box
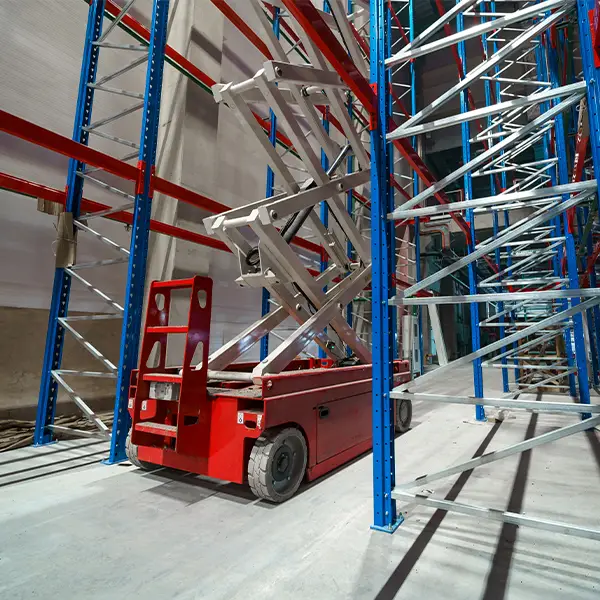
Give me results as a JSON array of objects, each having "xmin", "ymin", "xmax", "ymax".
[{"xmin": 0, "ymin": 0, "xmax": 273, "ymax": 417}]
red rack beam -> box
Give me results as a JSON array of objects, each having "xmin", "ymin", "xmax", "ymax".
[
  {"xmin": 209, "ymin": 0, "xmax": 272, "ymax": 59},
  {"xmin": 1, "ymin": 110, "xmax": 139, "ymax": 182},
  {"xmin": 0, "ymin": 172, "xmax": 230, "ymax": 253},
  {"xmin": 101, "ymin": 0, "xmax": 295, "ymax": 151},
  {"xmin": 0, "ymin": 110, "xmax": 322, "ymax": 255},
  {"xmin": 281, "ymin": 0, "xmax": 505, "ymax": 277}
]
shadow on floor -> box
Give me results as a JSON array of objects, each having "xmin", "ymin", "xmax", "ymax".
[
  {"xmin": 0, "ymin": 440, "xmax": 105, "ymax": 467},
  {"xmin": 374, "ymin": 420, "xmax": 503, "ymax": 600},
  {"xmin": 137, "ymin": 423, "xmax": 424, "ymax": 509},
  {"xmin": 481, "ymin": 409, "xmax": 538, "ymax": 600},
  {"xmin": 141, "ymin": 468, "xmax": 262, "ymax": 507},
  {"xmin": 586, "ymin": 428, "xmax": 600, "ymax": 471},
  {"xmin": 0, "ymin": 447, "xmax": 108, "ymax": 488}
]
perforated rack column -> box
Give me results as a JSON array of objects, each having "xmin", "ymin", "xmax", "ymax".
[{"xmin": 108, "ymin": 0, "xmax": 171, "ymax": 463}]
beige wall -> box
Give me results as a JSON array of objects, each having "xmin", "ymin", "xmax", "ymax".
[
  {"xmin": 0, "ymin": 0, "xmax": 273, "ymax": 415},
  {"xmin": 0, "ymin": 307, "xmax": 122, "ymax": 419}
]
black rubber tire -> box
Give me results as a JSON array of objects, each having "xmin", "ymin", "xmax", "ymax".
[
  {"xmin": 395, "ymin": 399, "xmax": 412, "ymax": 434},
  {"xmin": 248, "ymin": 427, "xmax": 307, "ymax": 503},
  {"xmin": 126, "ymin": 433, "xmax": 155, "ymax": 470}
]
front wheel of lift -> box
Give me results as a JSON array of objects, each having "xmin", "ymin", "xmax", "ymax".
[
  {"xmin": 395, "ymin": 399, "xmax": 412, "ymax": 434},
  {"xmin": 248, "ymin": 427, "xmax": 307, "ymax": 503},
  {"xmin": 126, "ymin": 432, "xmax": 155, "ymax": 471}
]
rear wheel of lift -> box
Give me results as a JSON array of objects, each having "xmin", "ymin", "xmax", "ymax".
[
  {"xmin": 395, "ymin": 399, "xmax": 412, "ymax": 434},
  {"xmin": 248, "ymin": 427, "xmax": 307, "ymax": 503},
  {"xmin": 126, "ymin": 432, "xmax": 154, "ymax": 470}
]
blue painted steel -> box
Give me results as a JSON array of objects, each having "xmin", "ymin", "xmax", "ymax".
[
  {"xmin": 386, "ymin": 4, "xmax": 397, "ymax": 362},
  {"xmin": 489, "ymin": 0, "xmax": 515, "ymax": 388},
  {"xmin": 532, "ymin": 36, "xmax": 576, "ymax": 395},
  {"xmin": 409, "ymin": 0, "xmax": 424, "ymax": 375},
  {"xmin": 370, "ymin": 0, "xmax": 401, "ymax": 533},
  {"xmin": 576, "ymin": 0, "xmax": 600, "ymax": 392},
  {"xmin": 260, "ymin": 8, "xmax": 280, "ymax": 362},
  {"xmin": 260, "ymin": 288, "xmax": 271, "ymax": 361},
  {"xmin": 457, "ymin": 9, "xmax": 485, "ymax": 419},
  {"xmin": 346, "ymin": 0, "xmax": 354, "ymax": 332},
  {"xmin": 579, "ymin": 206, "xmax": 600, "ymax": 385},
  {"xmin": 346, "ymin": 147, "xmax": 354, "ymax": 332},
  {"xmin": 577, "ymin": 0, "xmax": 600, "ymax": 210},
  {"xmin": 34, "ymin": 0, "xmax": 106, "ymax": 445},
  {"xmin": 319, "ymin": 1, "xmax": 332, "ymax": 359},
  {"xmin": 107, "ymin": 0, "xmax": 171, "ymax": 463},
  {"xmin": 482, "ymin": 2, "xmax": 509, "ymax": 393},
  {"xmin": 546, "ymin": 31, "xmax": 591, "ymax": 408},
  {"xmin": 319, "ymin": 110, "xmax": 330, "ymax": 359}
]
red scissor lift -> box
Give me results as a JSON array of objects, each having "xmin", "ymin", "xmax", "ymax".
[{"xmin": 128, "ymin": 276, "xmax": 411, "ymax": 502}]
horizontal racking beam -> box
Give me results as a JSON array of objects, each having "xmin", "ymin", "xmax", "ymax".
[
  {"xmin": 0, "ymin": 172, "xmax": 230, "ymax": 253},
  {"xmin": 396, "ymin": 393, "xmax": 600, "ymax": 414},
  {"xmin": 393, "ymin": 414, "xmax": 600, "ymax": 490},
  {"xmin": 393, "ymin": 491, "xmax": 600, "ymax": 541},
  {"xmin": 0, "ymin": 111, "xmax": 322, "ymax": 256}
]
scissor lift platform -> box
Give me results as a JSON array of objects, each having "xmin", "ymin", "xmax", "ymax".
[{"xmin": 127, "ymin": 277, "xmax": 411, "ymax": 502}]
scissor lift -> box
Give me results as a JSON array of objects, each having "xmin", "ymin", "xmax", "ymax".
[{"xmin": 127, "ymin": 276, "xmax": 411, "ymax": 502}]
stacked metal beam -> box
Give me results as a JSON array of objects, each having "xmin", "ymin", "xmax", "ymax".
[{"xmin": 371, "ymin": 0, "xmax": 600, "ymax": 538}]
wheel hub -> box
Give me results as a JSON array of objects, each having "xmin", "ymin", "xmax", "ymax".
[
  {"xmin": 399, "ymin": 400, "xmax": 409, "ymax": 423},
  {"xmin": 272, "ymin": 444, "xmax": 294, "ymax": 485}
]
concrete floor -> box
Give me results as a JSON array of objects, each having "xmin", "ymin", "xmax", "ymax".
[{"xmin": 1, "ymin": 366, "xmax": 599, "ymax": 599}]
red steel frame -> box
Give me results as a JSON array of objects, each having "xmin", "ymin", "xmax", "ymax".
[
  {"xmin": 0, "ymin": 110, "xmax": 321, "ymax": 257},
  {"xmin": 279, "ymin": 0, "xmax": 503, "ymax": 276}
]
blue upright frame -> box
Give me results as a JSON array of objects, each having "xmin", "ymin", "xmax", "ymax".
[
  {"xmin": 545, "ymin": 26, "xmax": 592, "ymax": 408},
  {"xmin": 34, "ymin": 0, "xmax": 107, "ymax": 446},
  {"xmin": 107, "ymin": 0, "xmax": 171, "ymax": 463},
  {"xmin": 409, "ymin": 0, "xmax": 424, "ymax": 376},
  {"xmin": 577, "ymin": 0, "xmax": 600, "ymax": 212},
  {"xmin": 346, "ymin": 0, "xmax": 354, "ymax": 332},
  {"xmin": 260, "ymin": 8, "xmax": 281, "ymax": 362},
  {"xmin": 34, "ymin": 0, "xmax": 171, "ymax": 462},
  {"xmin": 456, "ymin": 9, "xmax": 485, "ymax": 419},
  {"xmin": 577, "ymin": 0, "xmax": 600, "ymax": 391},
  {"xmin": 483, "ymin": 1, "xmax": 510, "ymax": 394},
  {"xmin": 370, "ymin": 0, "xmax": 400, "ymax": 533}
]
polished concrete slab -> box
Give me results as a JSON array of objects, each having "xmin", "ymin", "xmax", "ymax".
[{"xmin": 0, "ymin": 366, "xmax": 599, "ymax": 599}]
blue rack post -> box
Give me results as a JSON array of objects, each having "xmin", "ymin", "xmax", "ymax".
[
  {"xmin": 577, "ymin": 1, "xmax": 600, "ymax": 389},
  {"xmin": 347, "ymin": 0, "xmax": 354, "ymax": 330},
  {"xmin": 370, "ymin": 0, "xmax": 400, "ymax": 533},
  {"xmin": 34, "ymin": 0, "xmax": 107, "ymax": 446},
  {"xmin": 483, "ymin": 1, "xmax": 509, "ymax": 394},
  {"xmin": 318, "ymin": 1, "xmax": 332, "ymax": 359},
  {"xmin": 107, "ymin": 0, "xmax": 171, "ymax": 463},
  {"xmin": 260, "ymin": 8, "xmax": 281, "ymax": 362},
  {"xmin": 545, "ymin": 27, "xmax": 591, "ymax": 407},
  {"xmin": 409, "ymin": 0, "xmax": 424, "ymax": 375},
  {"xmin": 457, "ymin": 9, "xmax": 485, "ymax": 419},
  {"xmin": 577, "ymin": 0, "xmax": 600, "ymax": 211}
]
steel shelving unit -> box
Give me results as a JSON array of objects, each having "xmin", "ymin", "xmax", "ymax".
[
  {"xmin": 34, "ymin": 0, "xmax": 171, "ymax": 463},
  {"xmin": 21, "ymin": 0, "xmax": 312, "ymax": 462},
  {"xmin": 371, "ymin": 0, "xmax": 600, "ymax": 537}
]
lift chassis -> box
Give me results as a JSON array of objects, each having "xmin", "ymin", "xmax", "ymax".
[{"xmin": 127, "ymin": 276, "xmax": 411, "ymax": 502}]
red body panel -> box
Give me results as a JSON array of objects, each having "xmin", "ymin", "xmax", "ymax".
[
  {"xmin": 134, "ymin": 360, "xmax": 409, "ymax": 485},
  {"xmin": 129, "ymin": 278, "xmax": 410, "ymax": 488}
]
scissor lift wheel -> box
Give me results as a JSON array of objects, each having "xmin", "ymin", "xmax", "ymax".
[
  {"xmin": 248, "ymin": 427, "xmax": 308, "ymax": 503},
  {"xmin": 395, "ymin": 399, "xmax": 412, "ymax": 434},
  {"xmin": 126, "ymin": 432, "xmax": 155, "ymax": 471}
]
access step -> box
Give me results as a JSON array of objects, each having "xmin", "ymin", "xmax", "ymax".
[
  {"xmin": 143, "ymin": 373, "xmax": 182, "ymax": 383},
  {"xmin": 135, "ymin": 422, "xmax": 177, "ymax": 437},
  {"xmin": 146, "ymin": 326, "xmax": 188, "ymax": 334}
]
